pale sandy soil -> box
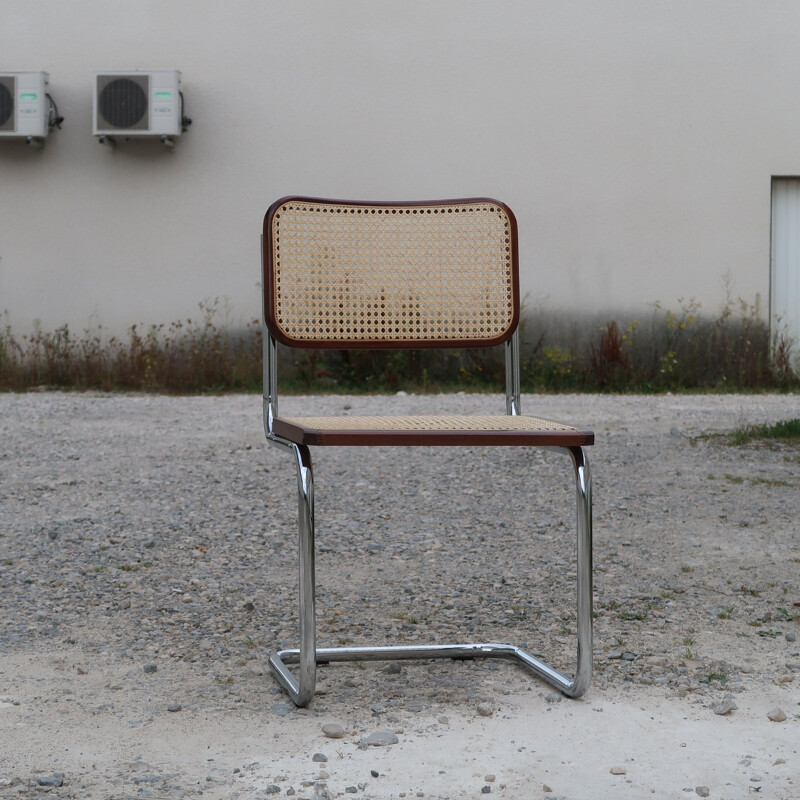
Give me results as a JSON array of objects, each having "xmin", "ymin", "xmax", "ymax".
[{"xmin": 0, "ymin": 392, "xmax": 798, "ymax": 799}]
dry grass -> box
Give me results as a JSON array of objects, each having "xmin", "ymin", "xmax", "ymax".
[{"xmin": 1, "ymin": 296, "xmax": 797, "ymax": 393}]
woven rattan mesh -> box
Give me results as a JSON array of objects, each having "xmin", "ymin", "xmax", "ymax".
[
  {"xmin": 279, "ymin": 415, "xmax": 577, "ymax": 432},
  {"xmin": 268, "ymin": 199, "xmax": 516, "ymax": 345}
]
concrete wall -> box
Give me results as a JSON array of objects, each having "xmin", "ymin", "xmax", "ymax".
[{"xmin": 2, "ymin": 0, "xmax": 800, "ymax": 335}]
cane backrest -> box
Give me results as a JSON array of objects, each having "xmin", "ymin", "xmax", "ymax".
[{"xmin": 263, "ymin": 197, "xmax": 519, "ymax": 349}]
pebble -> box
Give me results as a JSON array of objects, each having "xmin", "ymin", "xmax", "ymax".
[
  {"xmin": 322, "ymin": 723, "xmax": 346, "ymax": 739},
  {"xmin": 381, "ymin": 663, "xmax": 402, "ymax": 675},
  {"xmin": 359, "ymin": 732, "xmax": 399, "ymax": 747},
  {"xmin": 143, "ymin": 664, "xmax": 157, "ymax": 674},
  {"xmin": 785, "ymin": 632, "xmax": 797, "ymax": 642},
  {"xmin": 266, "ymin": 785, "xmax": 280, "ymax": 794},
  {"xmin": 767, "ymin": 707, "xmax": 786, "ymax": 722},
  {"xmin": 312, "ymin": 753, "xmax": 328, "ymax": 763},
  {"xmin": 695, "ymin": 787, "xmax": 709, "ymax": 797},
  {"xmin": 713, "ymin": 698, "xmax": 737, "ymax": 716},
  {"xmin": 481, "ymin": 786, "xmax": 491, "ymax": 794},
  {"xmin": 167, "ymin": 703, "xmax": 182, "ymax": 712},
  {"xmin": 476, "ymin": 702, "xmax": 493, "ymax": 717},
  {"xmin": 484, "ymin": 775, "xmax": 496, "ymax": 782},
  {"xmin": 37, "ymin": 774, "xmax": 65, "ymax": 787},
  {"xmin": 610, "ymin": 766, "xmax": 627, "ymax": 775}
]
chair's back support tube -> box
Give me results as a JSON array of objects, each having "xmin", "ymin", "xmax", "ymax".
[
  {"xmin": 505, "ymin": 330, "xmax": 521, "ymax": 416},
  {"xmin": 262, "ymin": 234, "xmax": 279, "ymax": 434}
]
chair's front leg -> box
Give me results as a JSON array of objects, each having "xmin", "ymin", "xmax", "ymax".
[
  {"xmin": 294, "ymin": 443, "xmax": 317, "ymax": 706},
  {"xmin": 268, "ymin": 441, "xmax": 317, "ymax": 706},
  {"xmin": 564, "ymin": 445, "xmax": 593, "ymax": 697}
]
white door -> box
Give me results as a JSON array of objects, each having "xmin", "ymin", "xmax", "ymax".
[{"xmin": 771, "ymin": 178, "xmax": 800, "ymax": 361}]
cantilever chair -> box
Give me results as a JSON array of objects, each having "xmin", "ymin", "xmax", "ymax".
[{"xmin": 262, "ymin": 197, "xmax": 593, "ymax": 707}]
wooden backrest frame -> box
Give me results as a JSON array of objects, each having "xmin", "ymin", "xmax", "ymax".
[{"xmin": 263, "ymin": 197, "xmax": 520, "ymax": 350}]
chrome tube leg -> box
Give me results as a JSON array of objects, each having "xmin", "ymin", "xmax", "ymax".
[
  {"xmin": 294, "ymin": 443, "xmax": 316, "ymax": 706},
  {"xmin": 268, "ymin": 442, "xmax": 317, "ymax": 706},
  {"xmin": 564, "ymin": 445, "xmax": 593, "ymax": 697}
]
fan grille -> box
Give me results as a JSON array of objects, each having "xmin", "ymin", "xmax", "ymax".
[
  {"xmin": 0, "ymin": 77, "xmax": 15, "ymax": 131},
  {"xmin": 97, "ymin": 75, "xmax": 149, "ymax": 130}
]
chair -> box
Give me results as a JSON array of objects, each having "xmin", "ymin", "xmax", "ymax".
[{"xmin": 262, "ymin": 196, "xmax": 593, "ymax": 707}]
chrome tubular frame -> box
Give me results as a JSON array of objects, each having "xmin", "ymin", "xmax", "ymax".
[
  {"xmin": 505, "ymin": 330, "xmax": 521, "ymax": 416},
  {"xmin": 263, "ymin": 317, "xmax": 593, "ymax": 706}
]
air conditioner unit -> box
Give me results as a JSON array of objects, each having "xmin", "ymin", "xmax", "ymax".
[
  {"xmin": 93, "ymin": 70, "xmax": 184, "ymax": 138},
  {"xmin": 0, "ymin": 72, "xmax": 50, "ymax": 138}
]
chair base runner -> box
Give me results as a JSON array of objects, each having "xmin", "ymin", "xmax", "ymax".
[
  {"xmin": 266, "ymin": 441, "xmax": 592, "ymax": 708},
  {"xmin": 269, "ymin": 641, "xmax": 586, "ymax": 705}
]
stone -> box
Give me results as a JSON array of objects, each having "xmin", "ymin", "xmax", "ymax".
[
  {"xmin": 713, "ymin": 698, "xmax": 736, "ymax": 715},
  {"xmin": 645, "ymin": 656, "xmax": 668, "ymax": 667},
  {"xmin": 167, "ymin": 703, "xmax": 182, "ymax": 712},
  {"xmin": 481, "ymin": 786, "xmax": 491, "ymax": 794},
  {"xmin": 312, "ymin": 753, "xmax": 328, "ymax": 763},
  {"xmin": 767, "ymin": 707, "xmax": 786, "ymax": 722},
  {"xmin": 484, "ymin": 775, "xmax": 496, "ymax": 782},
  {"xmin": 37, "ymin": 773, "xmax": 65, "ymax": 787},
  {"xmin": 360, "ymin": 732, "xmax": 399, "ymax": 747},
  {"xmin": 143, "ymin": 664, "xmax": 157, "ymax": 674},
  {"xmin": 696, "ymin": 787, "xmax": 709, "ymax": 797},
  {"xmin": 610, "ymin": 766, "xmax": 627, "ymax": 775},
  {"xmin": 266, "ymin": 785, "xmax": 280, "ymax": 794},
  {"xmin": 322, "ymin": 723, "xmax": 345, "ymax": 739},
  {"xmin": 477, "ymin": 702, "xmax": 493, "ymax": 717}
]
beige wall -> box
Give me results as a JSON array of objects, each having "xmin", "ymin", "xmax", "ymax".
[{"xmin": 2, "ymin": 0, "xmax": 799, "ymax": 334}]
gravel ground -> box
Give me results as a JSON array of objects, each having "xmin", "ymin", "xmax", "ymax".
[{"xmin": 1, "ymin": 391, "xmax": 798, "ymax": 799}]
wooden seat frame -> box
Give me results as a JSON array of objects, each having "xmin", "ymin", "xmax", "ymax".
[{"xmin": 262, "ymin": 197, "xmax": 593, "ymax": 706}]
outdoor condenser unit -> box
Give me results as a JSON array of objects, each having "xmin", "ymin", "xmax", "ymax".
[
  {"xmin": 0, "ymin": 72, "xmax": 50, "ymax": 138},
  {"xmin": 93, "ymin": 70, "xmax": 184, "ymax": 139}
]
